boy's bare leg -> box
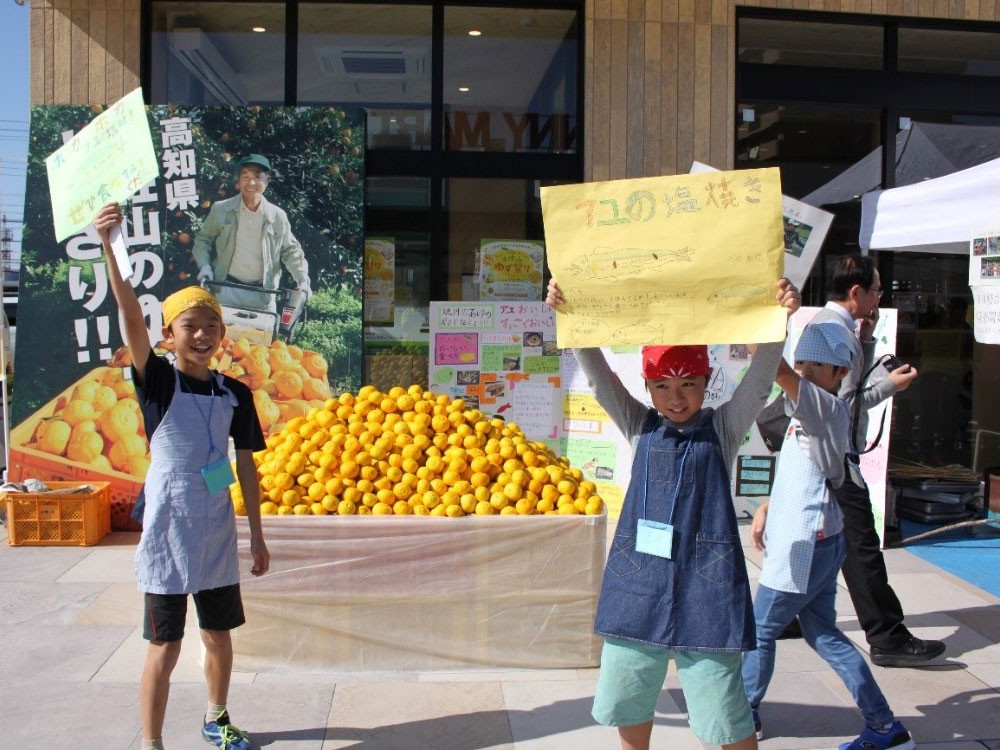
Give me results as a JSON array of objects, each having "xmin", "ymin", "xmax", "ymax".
[
  {"xmin": 140, "ymin": 640, "xmax": 182, "ymax": 740},
  {"xmin": 201, "ymin": 628, "xmax": 234, "ymax": 707},
  {"xmin": 619, "ymin": 721, "xmax": 653, "ymax": 750},
  {"xmin": 723, "ymin": 733, "xmax": 759, "ymax": 750}
]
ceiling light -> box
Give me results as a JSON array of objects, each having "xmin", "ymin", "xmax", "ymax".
[
  {"xmin": 458, "ymin": 86, "xmax": 470, "ymax": 92},
  {"xmin": 468, "ymin": 30, "xmax": 482, "ymax": 37},
  {"xmin": 252, "ymin": 26, "xmax": 266, "ymax": 32}
]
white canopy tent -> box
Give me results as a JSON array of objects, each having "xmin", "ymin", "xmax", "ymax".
[{"xmin": 859, "ymin": 156, "xmax": 1000, "ymax": 254}]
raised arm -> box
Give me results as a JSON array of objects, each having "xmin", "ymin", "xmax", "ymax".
[
  {"xmin": 94, "ymin": 202, "xmax": 152, "ymax": 383},
  {"xmin": 715, "ymin": 278, "xmax": 800, "ymax": 464}
]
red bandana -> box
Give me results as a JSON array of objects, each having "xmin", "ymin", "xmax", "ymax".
[{"xmin": 641, "ymin": 345, "xmax": 711, "ymax": 379}]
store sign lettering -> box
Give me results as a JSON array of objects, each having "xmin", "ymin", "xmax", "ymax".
[{"xmin": 445, "ymin": 111, "xmax": 577, "ymax": 152}]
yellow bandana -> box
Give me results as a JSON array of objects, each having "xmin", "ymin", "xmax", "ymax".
[{"xmin": 161, "ymin": 286, "xmax": 223, "ymax": 329}]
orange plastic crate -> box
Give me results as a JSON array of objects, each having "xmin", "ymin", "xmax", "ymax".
[{"xmin": 4, "ymin": 481, "xmax": 111, "ymax": 546}]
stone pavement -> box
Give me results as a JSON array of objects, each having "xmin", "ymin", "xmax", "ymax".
[{"xmin": 1, "ymin": 520, "xmax": 999, "ymax": 750}]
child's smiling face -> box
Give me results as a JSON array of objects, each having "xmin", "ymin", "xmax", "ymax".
[
  {"xmin": 164, "ymin": 307, "xmax": 225, "ymax": 374},
  {"xmin": 646, "ymin": 375, "xmax": 708, "ymax": 424}
]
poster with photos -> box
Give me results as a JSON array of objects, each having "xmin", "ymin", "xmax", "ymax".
[
  {"xmin": 970, "ymin": 229, "xmax": 1000, "ymax": 344},
  {"xmin": 428, "ymin": 302, "xmax": 562, "ymax": 448}
]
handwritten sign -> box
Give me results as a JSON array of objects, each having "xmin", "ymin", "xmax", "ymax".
[
  {"xmin": 973, "ymin": 286, "xmax": 1000, "ymax": 344},
  {"xmin": 541, "ymin": 168, "xmax": 786, "ymax": 347},
  {"xmin": 46, "ymin": 88, "xmax": 159, "ymax": 242},
  {"xmin": 435, "ymin": 333, "xmax": 479, "ymax": 365},
  {"xmin": 691, "ymin": 161, "xmax": 832, "ymax": 289}
]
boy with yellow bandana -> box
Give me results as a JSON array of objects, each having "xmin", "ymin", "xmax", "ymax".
[{"xmin": 94, "ymin": 202, "xmax": 269, "ymax": 750}]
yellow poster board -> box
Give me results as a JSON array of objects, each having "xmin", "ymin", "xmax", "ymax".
[
  {"xmin": 541, "ymin": 168, "xmax": 786, "ymax": 347},
  {"xmin": 45, "ymin": 87, "xmax": 159, "ymax": 242}
]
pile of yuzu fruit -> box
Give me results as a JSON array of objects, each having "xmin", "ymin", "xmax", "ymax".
[{"xmin": 233, "ymin": 384, "xmax": 604, "ymax": 518}]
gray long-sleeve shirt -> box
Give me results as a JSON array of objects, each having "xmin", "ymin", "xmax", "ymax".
[
  {"xmin": 808, "ymin": 304, "xmax": 896, "ymax": 452},
  {"xmin": 573, "ymin": 340, "xmax": 785, "ymax": 468}
]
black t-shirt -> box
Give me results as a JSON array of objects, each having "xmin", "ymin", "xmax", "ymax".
[{"xmin": 133, "ymin": 351, "xmax": 266, "ymax": 453}]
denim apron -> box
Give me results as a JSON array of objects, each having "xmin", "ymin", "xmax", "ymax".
[
  {"xmin": 760, "ymin": 421, "xmax": 844, "ymax": 594},
  {"xmin": 595, "ymin": 410, "xmax": 755, "ymax": 652},
  {"xmin": 134, "ymin": 368, "xmax": 241, "ymax": 595}
]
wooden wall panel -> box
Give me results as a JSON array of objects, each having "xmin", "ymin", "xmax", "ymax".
[
  {"xmin": 626, "ymin": 17, "xmax": 646, "ymax": 176},
  {"xmin": 30, "ymin": 1, "xmax": 139, "ymax": 106},
  {"xmin": 609, "ymin": 19, "xmax": 629, "ymax": 177},
  {"xmin": 584, "ymin": 0, "xmax": 1000, "ymax": 181}
]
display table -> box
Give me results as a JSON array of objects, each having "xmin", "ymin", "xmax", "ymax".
[{"xmin": 233, "ymin": 513, "xmax": 606, "ymax": 672}]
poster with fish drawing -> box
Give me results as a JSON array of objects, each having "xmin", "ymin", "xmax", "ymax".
[{"xmin": 540, "ymin": 168, "xmax": 786, "ymax": 348}]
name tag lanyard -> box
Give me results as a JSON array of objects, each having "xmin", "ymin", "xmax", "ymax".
[
  {"xmin": 635, "ymin": 427, "xmax": 695, "ymax": 559},
  {"xmin": 178, "ymin": 370, "xmax": 236, "ymax": 493}
]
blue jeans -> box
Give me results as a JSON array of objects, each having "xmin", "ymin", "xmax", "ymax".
[{"xmin": 742, "ymin": 533, "xmax": 894, "ymax": 729}]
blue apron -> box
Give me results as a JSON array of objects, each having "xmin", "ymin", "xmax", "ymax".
[
  {"xmin": 595, "ymin": 410, "xmax": 755, "ymax": 652},
  {"xmin": 134, "ymin": 368, "xmax": 240, "ymax": 595},
  {"xmin": 760, "ymin": 421, "xmax": 844, "ymax": 594}
]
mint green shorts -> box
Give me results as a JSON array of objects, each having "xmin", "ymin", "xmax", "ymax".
[{"xmin": 592, "ymin": 637, "xmax": 754, "ymax": 745}]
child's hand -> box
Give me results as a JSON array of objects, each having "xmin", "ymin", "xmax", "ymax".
[
  {"xmin": 545, "ymin": 278, "xmax": 565, "ymax": 309},
  {"xmin": 250, "ymin": 537, "xmax": 270, "ymax": 576},
  {"xmin": 775, "ymin": 278, "xmax": 801, "ymax": 317},
  {"xmin": 93, "ymin": 202, "xmax": 123, "ymax": 242}
]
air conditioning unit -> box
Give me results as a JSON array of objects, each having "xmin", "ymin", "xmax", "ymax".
[
  {"xmin": 313, "ymin": 47, "xmax": 428, "ymax": 80},
  {"xmin": 170, "ymin": 27, "xmax": 247, "ymax": 105}
]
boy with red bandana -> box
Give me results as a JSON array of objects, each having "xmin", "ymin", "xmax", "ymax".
[{"xmin": 547, "ymin": 278, "xmax": 799, "ymax": 750}]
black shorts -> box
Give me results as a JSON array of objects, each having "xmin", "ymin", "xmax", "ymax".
[{"xmin": 143, "ymin": 584, "xmax": 246, "ymax": 642}]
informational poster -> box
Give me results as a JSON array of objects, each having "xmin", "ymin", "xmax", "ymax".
[
  {"xmin": 970, "ymin": 230, "xmax": 1000, "ymax": 344},
  {"xmin": 363, "ymin": 237, "xmax": 395, "ymax": 325},
  {"xmin": 559, "ymin": 308, "xmax": 897, "ymax": 528},
  {"xmin": 428, "ymin": 302, "xmax": 562, "ymax": 447},
  {"xmin": 540, "ymin": 168, "xmax": 786, "ymax": 348},
  {"xmin": 477, "ymin": 238, "xmax": 545, "ymax": 301},
  {"xmin": 45, "ymin": 88, "xmax": 160, "ymax": 242},
  {"xmin": 690, "ymin": 161, "xmax": 833, "ymax": 290},
  {"xmin": 15, "ymin": 103, "xmax": 366, "ymax": 527}
]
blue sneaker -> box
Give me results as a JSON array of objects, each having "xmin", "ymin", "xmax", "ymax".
[
  {"xmin": 752, "ymin": 708, "xmax": 764, "ymax": 741},
  {"xmin": 838, "ymin": 721, "xmax": 915, "ymax": 750},
  {"xmin": 202, "ymin": 711, "xmax": 252, "ymax": 750}
]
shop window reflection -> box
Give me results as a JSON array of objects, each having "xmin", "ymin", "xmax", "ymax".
[
  {"xmin": 887, "ymin": 256, "xmax": 975, "ymax": 468},
  {"xmin": 150, "ymin": 2, "xmax": 285, "ymax": 105},
  {"xmin": 297, "ymin": 4, "xmax": 432, "ymax": 151},
  {"xmin": 443, "ymin": 7, "xmax": 577, "ymax": 154},
  {"xmin": 444, "ymin": 178, "xmax": 549, "ymax": 301}
]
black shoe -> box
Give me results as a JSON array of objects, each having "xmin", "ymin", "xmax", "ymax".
[
  {"xmin": 777, "ymin": 617, "xmax": 803, "ymax": 640},
  {"xmin": 870, "ymin": 637, "xmax": 945, "ymax": 667}
]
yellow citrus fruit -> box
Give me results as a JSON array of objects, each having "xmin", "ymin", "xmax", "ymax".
[
  {"xmin": 66, "ymin": 430, "xmax": 105, "ymax": 464},
  {"xmin": 37, "ymin": 419, "xmax": 72, "ymax": 455},
  {"xmin": 99, "ymin": 401, "xmax": 140, "ymax": 443},
  {"xmin": 62, "ymin": 399, "xmax": 97, "ymax": 428},
  {"xmin": 108, "ymin": 435, "xmax": 146, "ymax": 470}
]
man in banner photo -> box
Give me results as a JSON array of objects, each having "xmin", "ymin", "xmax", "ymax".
[
  {"xmin": 194, "ymin": 153, "xmax": 312, "ymax": 313},
  {"xmin": 540, "ymin": 168, "xmax": 786, "ymax": 348},
  {"xmin": 14, "ymin": 105, "xmax": 366, "ymax": 529}
]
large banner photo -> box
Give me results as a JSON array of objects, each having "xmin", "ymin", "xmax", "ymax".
[{"xmin": 14, "ymin": 103, "xmax": 366, "ymax": 528}]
